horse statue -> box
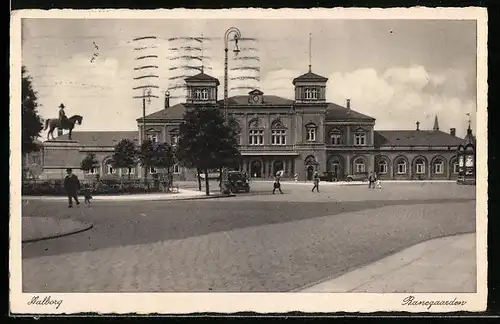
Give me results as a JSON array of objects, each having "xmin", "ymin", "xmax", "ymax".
[{"xmin": 44, "ymin": 115, "xmax": 83, "ymax": 141}]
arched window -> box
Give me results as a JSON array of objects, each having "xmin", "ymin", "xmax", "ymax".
[
  {"xmin": 378, "ymin": 160, "xmax": 388, "ymax": 174},
  {"xmin": 415, "ymin": 158, "xmax": 426, "ymax": 174},
  {"xmin": 105, "ymin": 160, "xmax": 115, "ymax": 174},
  {"xmin": 330, "ymin": 129, "xmax": 342, "ymax": 145},
  {"xmin": 396, "ymin": 158, "xmax": 407, "ymax": 174},
  {"xmin": 304, "ymin": 88, "xmax": 319, "ymax": 100},
  {"xmin": 354, "ymin": 158, "xmax": 366, "ymax": 174},
  {"xmin": 248, "ymin": 118, "xmax": 264, "ymax": 146},
  {"xmin": 305, "ymin": 123, "xmax": 317, "ymax": 142},
  {"xmin": 271, "ymin": 119, "xmax": 286, "ymax": 145},
  {"xmin": 201, "ymin": 88, "xmax": 209, "ymax": 100},
  {"xmin": 194, "ymin": 89, "xmax": 202, "ymax": 99},
  {"xmin": 173, "ymin": 164, "xmax": 181, "ymax": 174},
  {"xmin": 433, "ymin": 158, "xmax": 444, "ymax": 174}
]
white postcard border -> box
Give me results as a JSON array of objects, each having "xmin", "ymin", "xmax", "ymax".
[{"xmin": 10, "ymin": 7, "xmax": 488, "ymax": 314}]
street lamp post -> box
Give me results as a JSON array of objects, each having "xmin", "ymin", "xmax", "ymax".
[{"xmin": 221, "ymin": 27, "xmax": 241, "ymax": 191}]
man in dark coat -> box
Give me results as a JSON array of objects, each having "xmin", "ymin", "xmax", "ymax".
[
  {"xmin": 368, "ymin": 172, "xmax": 376, "ymax": 189},
  {"xmin": 311, "ymin": 171, "xmax": 320, "ymax": 193},
  {"xmin": 64, "ymin": 168, "xmax": 80, "ymax": 208}
]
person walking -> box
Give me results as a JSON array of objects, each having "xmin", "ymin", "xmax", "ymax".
[
  {"xmin": 311, "ymin": 171, "xmax": 320, "ymax": 193},
  {"xmin": 64, "ymin": 168, "xmax": 80, "ymax": 208},
  {"xmin": 273, "ymin": 174, "xmax": 283, "ymax": 194},
  {"xmin": 368, "ymin": 171, "xmax": 376, "ymax": 189}
]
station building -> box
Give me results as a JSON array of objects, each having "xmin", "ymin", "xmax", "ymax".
[{"xmin": 27, "ymin": 68, "xmax": 469, "ymax": 182}]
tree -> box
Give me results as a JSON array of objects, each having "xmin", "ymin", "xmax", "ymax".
[
  {"xmin": 137, "ymin": 139, "xmax": 156, "ymax": 185},
  {"xmin": 137, "ymin": 140, "xmax": 175, "ymax": 187},
  {"xmin": 80, "ymin": 153, "xmax": 99, "ymax": 174},
  {"xmin": 22, "ymin": 66, "xmax": 43, "ymax": 154},
  {"xmin": 177, "ymin": 107, "xmax": 241, "ymax": 196},
  {"xmin": 112, "ymin": 139, "xmax": 137, "ymax": 180}
]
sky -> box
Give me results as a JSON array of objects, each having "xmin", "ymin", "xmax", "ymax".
[{"xmin": 22, "ymin": 18, "xmax": 477, "ymax": 137}]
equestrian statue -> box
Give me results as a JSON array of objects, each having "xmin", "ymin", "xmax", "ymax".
[{"xmin": 44, "ymin": 103, "xmax": 83, "ymax": 141}]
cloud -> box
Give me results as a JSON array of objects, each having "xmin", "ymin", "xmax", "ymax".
[{"xmin": 326, "ymin": 66, "xmax": 476, "ymax": 137}]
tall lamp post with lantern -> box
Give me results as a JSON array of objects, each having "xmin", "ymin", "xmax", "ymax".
[{"xmin": 220, "ymin": 27, "xmax": 241, "ymax": 193}]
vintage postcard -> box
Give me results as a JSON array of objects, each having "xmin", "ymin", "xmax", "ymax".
[{"xmin": 10, "ymin": 8, "xmax": 487, "ymax": 314}]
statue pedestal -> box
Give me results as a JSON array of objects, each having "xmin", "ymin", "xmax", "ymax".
[{"xmin": 42, "ymin": 140, "xmax": 84, "ymax": 179}]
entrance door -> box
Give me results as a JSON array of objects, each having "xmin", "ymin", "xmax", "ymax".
[
  {"xmin": 250, "ymin": 160, "xmax": 262, "ymax": 178},
  {"xmin": 306, "ymin": 165, "xmax": 314, "ymax": 181},
  {"xmin": 331, "ymin": 161, "xmax": 340, "ymax": 179},
  {"xmin": 273, "ymin": 160, "xmax": 284, "ymax": 176}
]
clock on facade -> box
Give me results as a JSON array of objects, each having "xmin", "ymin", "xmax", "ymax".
[{"xmin": 252, "ymin": 95, "xmax": 260, "ymax": 103}]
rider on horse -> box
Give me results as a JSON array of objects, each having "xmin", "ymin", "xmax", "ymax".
[{"xmin": 58, "ymin": 103, "xmax": 68, "ymax": 126}]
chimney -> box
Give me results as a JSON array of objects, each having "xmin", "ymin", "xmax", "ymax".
[
  {"xmin": 450, "ymin": 128, "xmax": 456, "ymax": 137},
  {"xmin": 346, "ymin": 99, "xmax": 351, "ymax": 110},
  {"xmin": 164, "ymin": 90, "xmax": 170, "ymax": 109},
  {"xmin": 57, "ymin": 129, "xmax": 63, "ymax": 137},
  {"xmin": 416, "ymin": 121, "xmax": 420, "ymax": 131}
]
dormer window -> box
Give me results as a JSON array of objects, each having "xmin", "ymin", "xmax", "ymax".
[{"xmin": 304, "ymin": 88, "xmax": 319, "ymax": 100}]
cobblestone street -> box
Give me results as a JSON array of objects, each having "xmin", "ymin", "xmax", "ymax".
[{"xmin": 22, "ymin": 182, "xmax": 476, "ymax": 292}]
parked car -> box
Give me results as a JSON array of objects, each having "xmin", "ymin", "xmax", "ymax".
[
  {"xmin": 227, "ymin": 171, "xmax": 250, "ymax": 193},
  {"xmin": 319, "ymin": 171, "xmax": 335, "ymax": 182},
  {"xmin": 346, "ymin": 173, "xmax": 368, "ymax": 182}
]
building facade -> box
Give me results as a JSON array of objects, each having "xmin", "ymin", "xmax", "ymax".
[{"xmin": 30, "ymin": 68, "xmax": 468, "ymax": 182}]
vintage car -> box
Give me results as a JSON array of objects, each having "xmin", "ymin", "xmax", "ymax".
[
  {"xmin": 346, "ymin": 172, "xmax": 368, "ymax": 182},
  {"xmin": 227, "ymin": 171, "xmax": 250, "ymax": 193}
]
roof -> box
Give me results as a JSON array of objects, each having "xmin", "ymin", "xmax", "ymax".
[
  {"xmin": 55, "ymin": 131, "xmax": 139, "ymax": 147},
  {"xmin": 184, "ymin": 72, "xmax": 220, "ymax": 85},
  {"xmin": 374, "ymin": 130, "xmax": 464, "ymax": 147},
  {"xmin": 325, "ymin": 103, "xmax": 375, "ymax": 121},
  {"xmin": 138, "ymin": 103, "xmax": 187, "ymax": 121},
  {"xmin": 216, "ymin": 95, "xmax": 294, "ymax": 106},
  {"xmin": 460, "ymin": 127, "xmax": 476, "ymax": 147},
  {"xmin": 292, "ymin": 70, "xmax": 328, "ymax": 84}
]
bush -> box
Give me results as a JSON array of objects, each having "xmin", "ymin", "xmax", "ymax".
[{"xmin": 22, "ymin": 179, "xmax": 166, "ymax": 196}]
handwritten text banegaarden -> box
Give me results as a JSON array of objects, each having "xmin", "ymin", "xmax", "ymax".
[{"xmin": 402, "ymin": 295, "xmax": 467, "ymax": 310}]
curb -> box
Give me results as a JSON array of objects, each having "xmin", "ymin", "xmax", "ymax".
[
  {"xmin": 148, "ymin": 193, "xmax": 237, "ymax": 201},
  {"xmin": 291, "ymin": 231, "xmax": 476, "ymax": 292},
  {"xmin": 22, "ymin": 222, "xmax": 94, "ymax": 244}
]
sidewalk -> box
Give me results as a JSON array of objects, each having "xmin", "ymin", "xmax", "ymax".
[
  {"xmin": 254, "ymin": 180, "xmax": 456, "ymax": 185},
  {"xmin": 22, "ymin": 188, "xmax": 233, "ymax": 202},
  {"xmin": 298, "ymin": 233, "xmax": 476, "ymax": 293}
]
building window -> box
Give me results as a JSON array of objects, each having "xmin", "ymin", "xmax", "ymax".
[
  {"xmin": 123, "ymin": 167, "xmax": 135, "ymax": 175},
  {"xmin": 173, "ymin": 164, "xmax": 181, "ymax": 174},
  {"xmin": 105, "ymin": 162, "xmax": 115, "ymax": 174},
  {"xmin": 271, "ymin": 129, "xmax": 286, "ymax": 145},
  {"xmin": 201, "ymin": 89, "xmax": 208, "ymax": 100},
  {"xmin": 171, "ymin": 134, "xmax": 179, "ymax": 146},
  {"xmin": 306, "ymin": 125, "xmax": 316, "ymax": 142},
  {"xmin": 330, "ymin": 131, "xmax": 342, "ymax": 145},
  {"xmin": 147, "ymin": 133, "xmax": 158, "ymax": 143},
  {"xmin": 249, "ymin": 129, "xmax": 264, "ymax": 145},
  {"xmin": 354, "ymin": 158, "xmax": 366, "ymax": 173},
  {"xmin": 194, "ymin": 88, "xmax": 209, "ymax": 100},
  {"xmin": 150, "ymin": 167, "xmax": 156, "ymax": 174},
  {"xmin": 354, "ymin": 132, "xmax": 366, "ymax": 146},
  {"xmin": 304, "ymin": 88, "xmax": 318, "ymax": 100},
  {"xmin": 415, "ymin": 159, "xmax": 426, "ymax": 174},
  {"xmin": 434, "ymin": 159, "xmax": 444, "ymax": 174},
  {"xmin": 453, "ymin": 162, "xmax": 459, "ymax": 174},
  {"xmin": 378, "ymin": 161, "xmax": 388, "ymax": 174},
  {"xmin": 397, "ymin": 159, "xmax": 407, "ymax": 174}
]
